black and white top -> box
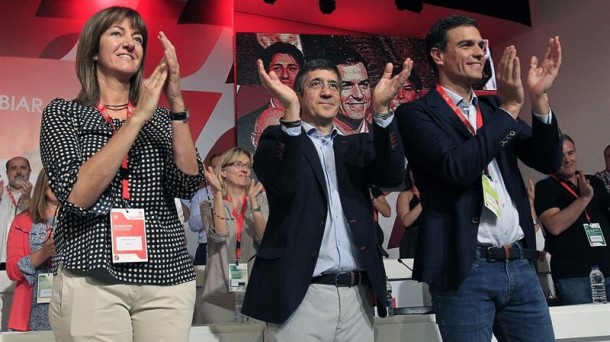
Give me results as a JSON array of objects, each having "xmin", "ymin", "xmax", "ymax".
[{"xmin": 40, "ymin": 98, "xmax": 203, "ymax": 285}]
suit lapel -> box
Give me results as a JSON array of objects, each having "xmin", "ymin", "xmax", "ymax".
[{"xmin": 426, "ymin": 89, "xmax": 473, "ymax": 139}]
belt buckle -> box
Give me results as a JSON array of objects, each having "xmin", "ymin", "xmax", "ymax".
[
  {"xmin": 335, "ymin": 271, "xmax": 356, "ymax": 287},
  {"xmin": 486, "ymin": 246, "xmax": 496, "ymax": 262},
  {"xmin": 335, "ymin": 271, "xmax": 353, "ymax": 287}
]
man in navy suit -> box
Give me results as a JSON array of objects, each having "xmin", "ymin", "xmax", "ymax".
[
  {"xmin": 243, "ymin": 57, "xmax": 412, "ymax": 341},
  {"xmin": 396, "ymin": 16, "xmax": 562, "ymax": 341}
]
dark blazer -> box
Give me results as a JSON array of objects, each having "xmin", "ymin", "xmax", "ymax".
[
  {"xmin": 395, "ymin": 88, "xmax": 562, "ymax": 290},
  {"xmin": 243, "ymin": 119, "xmax": 405, "ymax": 324}
]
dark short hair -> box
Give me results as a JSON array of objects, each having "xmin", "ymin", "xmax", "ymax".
[
  {"xmin": 260, "ymin": 42, "xmax": 305, "ymax": 71},
  {"xmin": 561, "ymin": 133, "xmax": 575, "ymax": 147},
  {"xmin": 293, "ymin": 59, "xmax": 342, "ymax": 94},
  {"xmin": 322, "ymin": 45, "xmax": 368, "ymax": 71},
  {"xmin": 425, "ymin": 15, "xmax": 477, "ymax": 72},
  {"xmin": 604, "ymin": 144, "xmax": 610, "ymax": 155}
]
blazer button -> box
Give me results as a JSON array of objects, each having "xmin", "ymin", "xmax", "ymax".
[
  {"xmin": 472, "ymin": 217, "xmax": 479, "ymax": 224},
  {"xmin": 318, "ymin": 221, "xmax": 325, "ymax": 229},
  {"xmin": 310, "ymin": 250, "xmax": 318, "ymax": 258}
]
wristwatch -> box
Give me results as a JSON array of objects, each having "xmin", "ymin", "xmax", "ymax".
[
  {"xmin": 170, "ymin": 108, "xmax": 189, "ymax": 122},
  {"xmin": 372, "ymin": 107, "xmax": 395, "ymax": 120}
]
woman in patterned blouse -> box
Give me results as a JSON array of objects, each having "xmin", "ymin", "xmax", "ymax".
[
  {"xmin": 39, "ymin": 6, "xmax": 202, "ymax": 341},
  {"xmin": 6, "ymin": 169, "xmax": 57, "ymax": 331}
]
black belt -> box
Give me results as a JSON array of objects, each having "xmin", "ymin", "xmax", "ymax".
[
  {"xmin": 477, "ymin": 244, "xmax": 540, "ymax": 262},
  {"xmin": 311, "ymin": 271, "xmax": 367, "ymax": 287}
]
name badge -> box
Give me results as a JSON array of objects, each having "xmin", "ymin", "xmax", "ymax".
[
  {"xmin": 482, "ymin": 174, "xmax": 501, "ymax": 218},
  {"xmin": 584, "ymin": 223, "xmax": 607, "ymax": 247},
  {"xmin": 228, "ymin": 263, "xmax": 248, "ymax": 292},
  {"xmin": 110, "ymin": 208, "xmax": 148, "ymax": 263},
  {"xmin": 37, "ymin": 273, "xmax": 53, "ymax": 304}
]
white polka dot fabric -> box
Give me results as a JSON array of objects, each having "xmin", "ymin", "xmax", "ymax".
[{"xmin": 40, "ymin": 98, "xmax": 203, "ymax": 285}]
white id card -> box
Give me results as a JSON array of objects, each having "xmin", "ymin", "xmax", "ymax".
[
  {"xmin": 37, "ymin": 273, "xmax": 53, "ymax": 304},
  {"xmin": 228, "ymin": 263, "xmax": 248, "ymax": 292},
  {"xmin": 584, "ymin": 223, "xmax": 607, "ymax": 247}
]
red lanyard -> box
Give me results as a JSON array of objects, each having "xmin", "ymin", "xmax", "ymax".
[
  {"xmin": 436, "ymin": 84, "xmax": 483, "ymax": 135},
  {"xmin": 550, "ymin": 174, "xmax": 591, "ymax": 222},
  {"xmin": 436, "ymin": 84, "xmax": 489, "ymax": 175},
  {"xmin": 6, "ymin": 186, "xmax": 18, "ymax": 208},
  {"xmin": 96, "ymin": 103, "xmax": 135, "ymax": 200},
  {"xmin": 227, "ymin": 195, "xmax": 248, "ymax": 261}
]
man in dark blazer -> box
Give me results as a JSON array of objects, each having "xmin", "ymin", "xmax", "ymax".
[
  {"xmin": 396, "ymin": 16, "xmax": 562, "ymax": 341},
  {"xmin": 243, "ymin": 57, "xmax": 412, "ymax": 340}
]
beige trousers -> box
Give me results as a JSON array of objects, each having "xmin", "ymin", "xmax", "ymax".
[
  {"xmin": 49, "ymin": 267, "xmax": 195, "ymax": 342},
  {"xmin": 265, "ymin": 283, "xmax": 375, "ymax": 342}
]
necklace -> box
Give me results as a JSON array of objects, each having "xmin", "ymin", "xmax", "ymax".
[{"xmin": 103, "ymin": 103, "xmax": 129, "ymax": 111}]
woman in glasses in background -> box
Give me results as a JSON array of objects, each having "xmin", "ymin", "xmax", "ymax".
[{"xmin": 198, "ymin": 147, "xmax": 268, "ymax": 323}]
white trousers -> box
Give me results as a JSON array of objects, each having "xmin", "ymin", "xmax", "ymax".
[
  {"xmin": 265, "ymin": 283, "xmax": 375, "ymax": 342},
  {"xmin": 49, "ymin": 267, "xmax": 195, "ymax": 342}
]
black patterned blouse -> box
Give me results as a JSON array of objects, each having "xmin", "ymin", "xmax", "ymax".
[{"xmin": 40, "ymin": 98, "xmax": 203, "ymax": 285}]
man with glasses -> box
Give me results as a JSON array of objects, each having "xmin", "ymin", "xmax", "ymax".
[{"xmin": 243, "ymin": 57, "xmax": 412, "ymax": 341}]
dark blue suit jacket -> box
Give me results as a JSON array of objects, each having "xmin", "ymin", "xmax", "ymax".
[
  {"xmin": 243, "ymin": 119, "xmax": 404, "ymax": 324},
  {"xmin": 395, "ymin": 88, "xmax": 562, "ymax": 290}
]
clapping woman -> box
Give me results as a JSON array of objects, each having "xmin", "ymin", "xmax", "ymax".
[
  {"xmin": 198, "ymin": 147, "xmax": 268, "ymax": 323},
  {"xmin": 39, "ymin": 6, "xmax": 202, "ymax": 341}
]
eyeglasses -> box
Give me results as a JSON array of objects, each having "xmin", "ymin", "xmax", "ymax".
[
  {"xmin": 306, "ymin": 78, "xmax": 341, "ymax": 93},
  {"xmin": 223, "ymin": 161, "xmax": 252, "ymax": 170}
]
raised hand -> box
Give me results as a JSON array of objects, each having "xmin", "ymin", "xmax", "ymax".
[
  {"xmin": 157, "ymin": 31, "xmax": 185, "ymax": 112},
  {"xmin": 496, "ymin": 46, "xmax": 524, "ymax": 118},
  {"xmin": 134, "ymin": 59, "xmax": 168, "ymax": 123},
  {"xmin": 577, "ymin": 171, "xmax": 594, "ymax": 201},
  {"xmin": 528, "ymin": 36, "xmax": 561, "ymax": 98},
  {"xmin": 21, "ymin": 180, "xmax": 33, "ymax": 195},
  {"xmin": 372, "ymin": 58, "xmax": 413, "ymax": 113},
  {"xmin": 247, "ymin": 179, "xmax": 264, "ymax": 205},
  {"xmin": 203, "ymin": 165, "xmax": 222, "ymax": 193},
  {"xmin": 257, "ymin": 59, "xmax": 300, "ymax": 121}
]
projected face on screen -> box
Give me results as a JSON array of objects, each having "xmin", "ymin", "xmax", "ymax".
[{"xmin": 337, "ymin": 62, "xmax": 370, "ymax": 121}]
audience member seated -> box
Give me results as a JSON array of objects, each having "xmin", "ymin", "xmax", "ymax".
[
  {"xmin": 535, "ymin": 134, "xmax": 610, "ymax": 305},
  {"xmin": 1, "ymin": 156, "xmax": 33, "ymax": 264},
  {"xmin": 6, "ymin": 169, "xmax": 57, "ymax": 331},
  {"xmin": 198, "ymin": 147, "xmax": 268, "ymax": 323},
  {"xmin": 395, "ymin": 165, "xmax": 422, "ymax": 259}
]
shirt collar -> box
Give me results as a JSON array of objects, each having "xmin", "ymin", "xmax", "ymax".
[
  {"xmin": 440, "ymin": 85, "xmax": 478, "ymax": 107},
  {"xmin": 302, "ymin": 121, "xmax": 338, "ymax": 140}
]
